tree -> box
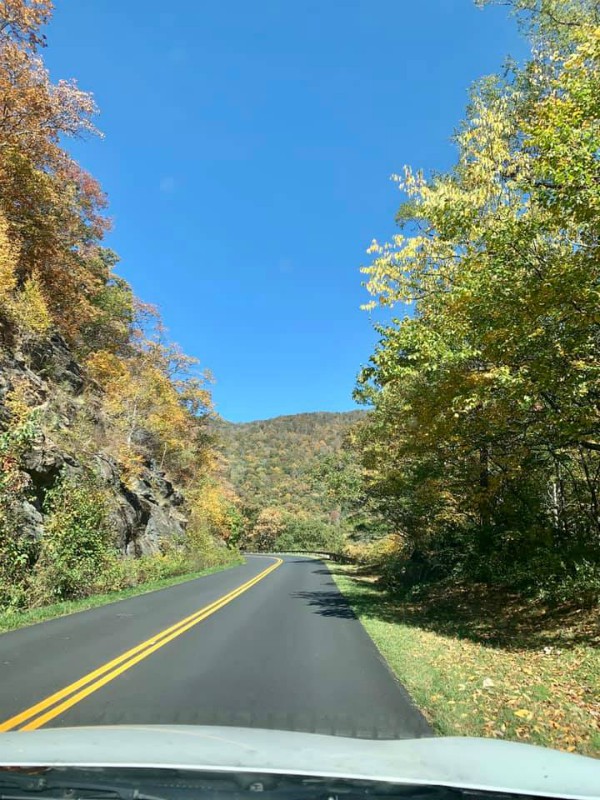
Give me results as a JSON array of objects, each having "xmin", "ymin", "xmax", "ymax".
[
  {"xmin": 274, "ymin": 515, "xmax": 345, "ymax": 553},
  {"xmin": 246, "ymin": 507, "xmax": 286, "ymax": 552},
  {"xmin": 356, "ymin": 0, "xmax": 600, "ymax": 586},
  {"xmin": 311, "ymin": 449, "xmax": 364, "ymax": 521},
  {"xmin": 85, "ymin": 311, "xmax": 214, "ymax": 485},
  {"xmin": 0, "ymin": 0, "xmax": 112, "ymax": 344}
]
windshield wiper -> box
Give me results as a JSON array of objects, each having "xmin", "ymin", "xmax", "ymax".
[
  {"xmin": 0, "ymin": 770, "xmax": 518, "ymax": 800},
  {"xmin": 0, "ymin": 772, "xmax": 166, "ymax": 800}
]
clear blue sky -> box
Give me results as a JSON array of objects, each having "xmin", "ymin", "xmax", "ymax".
[{"xmin": 45, "ymin": 1, "xmax": 527, "ymax": 422}]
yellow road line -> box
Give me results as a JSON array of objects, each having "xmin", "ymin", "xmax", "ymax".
[{"xmin": 0, "ymin": 557, "xmax": 282, "ymax": 732}]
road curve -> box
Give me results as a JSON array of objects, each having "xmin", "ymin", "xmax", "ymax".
[{"xmin": 0, "ymin": 556, "xmax": 430, "ymax": 739}]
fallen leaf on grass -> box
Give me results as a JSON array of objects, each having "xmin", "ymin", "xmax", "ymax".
[{"xmin": 515, "ymin": 709, "xmax": 534, "ymax": 720}]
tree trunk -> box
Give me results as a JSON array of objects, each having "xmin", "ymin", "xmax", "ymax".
[{"xmin": 478, "ymin": 444, "xmax": 492, "ymax": 551}]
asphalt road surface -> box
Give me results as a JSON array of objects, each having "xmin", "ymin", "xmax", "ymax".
[{"xmin": 0, "ymin": 556, "xmax": 431, "ymax": 738}]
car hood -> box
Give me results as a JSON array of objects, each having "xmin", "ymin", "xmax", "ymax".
[{"xmin": 0, "ymin": 726, "xmax": 599, "ymax": 800}]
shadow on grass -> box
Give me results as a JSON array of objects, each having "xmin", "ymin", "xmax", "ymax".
[{"xmin": 327, "ymin": 565, "xmax": 599, "ymax": 652}]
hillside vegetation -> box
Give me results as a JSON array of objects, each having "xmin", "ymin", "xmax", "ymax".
[
  {"xmin": 0, "ymin": 0, "xmax": 238, "ymax": 617},
  {"xmin": 216, "ymin": 411, "xmax": 364, "ymax": 516},
  {"xmin": 214, "ymin": 411, "xmax": 368, "ymax": 553}
]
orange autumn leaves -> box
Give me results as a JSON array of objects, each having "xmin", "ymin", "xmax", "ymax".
[{"xmin": 0, "ymin": 1, "xmax": 234, "ymax": 532}]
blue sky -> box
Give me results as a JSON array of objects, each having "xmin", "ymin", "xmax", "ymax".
[{"xmin": 45, "ymin": 1, "xmax": 527, "ymax": 422}]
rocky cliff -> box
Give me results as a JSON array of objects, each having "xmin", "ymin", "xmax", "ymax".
[{"xmin": 0, "ymin": 333, "xmax": 189, "ymax": 559}]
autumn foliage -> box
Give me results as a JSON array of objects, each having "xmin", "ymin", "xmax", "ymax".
[
  {"xmin": 355, "ymin": 0, "xmax": 600, "ymax": 598},
  {"xmin": 0, "ymin": 1, "xmax": 238, "ymax": 608}
]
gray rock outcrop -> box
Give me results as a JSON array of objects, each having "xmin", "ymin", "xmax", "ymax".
[{"xmin": 0, "ymin": 335, "xmax": 189, "ymax": 559}]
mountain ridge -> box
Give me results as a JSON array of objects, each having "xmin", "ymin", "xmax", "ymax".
[{"xmin": 219, "ymin": 409, "xmax": 365, "ymax": 426}]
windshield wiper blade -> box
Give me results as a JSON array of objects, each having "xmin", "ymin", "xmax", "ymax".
[
  {"xmin": 0, "ymin": 771, "xmax": 517, "ymax": 800},
  {"xmin": 0, "ymin": 774, "xmax": 166, "ymax": 800}
]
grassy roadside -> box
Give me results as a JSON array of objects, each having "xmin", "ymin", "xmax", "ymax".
[
  {"xmin": 330, "ymin": 565, "xmax": 600, "ymax": 758},
  {"xmin": 0, "ymin": 557, "xmax": 244, "ymax": 635}
]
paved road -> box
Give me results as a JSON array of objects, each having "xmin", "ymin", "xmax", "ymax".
[{"xmin": 0, "ymin": 556, "xmax": 430, "ymax": 738}]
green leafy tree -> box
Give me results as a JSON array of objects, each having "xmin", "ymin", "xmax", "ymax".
[
  {"xmin": 275, "ymin": 515, "xmax": 345, "ymax": 553},
  {"xmin": 356, "ymin": 0, "xmax": 600, "ymax": 588}
]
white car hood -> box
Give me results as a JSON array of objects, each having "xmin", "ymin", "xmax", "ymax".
[{"xmin": 0, "ymin": 726, "xmax": 599, "ymax": 800}]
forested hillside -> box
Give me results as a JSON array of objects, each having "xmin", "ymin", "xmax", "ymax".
[
  {"xmin": 213, "ymin": 411, "xmax": 369, "ymax": 553},
  {"xmin": 215, "ymin": 411, "xmax": 364, "ymax": 516},
  {"xmin": 0, "ymin": 0, "xmax": 238, "ymax": 615}
]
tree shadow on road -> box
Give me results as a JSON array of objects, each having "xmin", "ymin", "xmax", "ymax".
[{"xmin": 291, "ymin": 590, "xmax": 357, "ymax": 619}]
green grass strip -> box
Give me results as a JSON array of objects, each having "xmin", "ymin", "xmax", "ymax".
[
  {"xmin": 0, "ymin": 557, "xmax": 244, "ymax": 635},
  {"xmin": 331, "ymin": 565, "xmax": 599, "ymax": 758}
]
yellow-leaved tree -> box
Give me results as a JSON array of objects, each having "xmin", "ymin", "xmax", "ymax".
[{"xmin": 355, "ymin": 0, "xmax": 600, "ymax": 594}]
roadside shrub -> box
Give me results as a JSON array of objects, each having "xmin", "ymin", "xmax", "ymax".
[
  {"xmin": 81, "ymin": 546, "xmax": 238, "ymax": 597},
  {"xmin": 32, "ymin": 475, "xmax": 114, "ymax": 604},
  {"xmin": 86, "ymin": 553, "xmax": 139, "ymax": 593},
  {"xmin": 186, "ymin": 519, "xmax": 235, "ymax": 567},
  {"xmin": 370, "ymin": 521, "xmax": 600, "ymax": 603},
  {"xmin": 127, "ymin": 553, "xmax": 187, "ymax": 584},
  {"xmin": 0, "ymin": 505, "xmax": 37, "ymax": 609},
  {"xmin": 0, "ymin": 411, "xmax": 41, "ymax": 609},
  {"xmin": 541, "ymin": 559, "xmax": 600, "ymax": 606},
  {"xmin": 343, "ymin": 533, "xmax": 401, "ymax": 567}
]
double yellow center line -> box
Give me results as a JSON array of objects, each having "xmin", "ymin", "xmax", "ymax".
[{"xmin": 0, "ymin": 557, "xmax": 282, "ymax": 732}]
